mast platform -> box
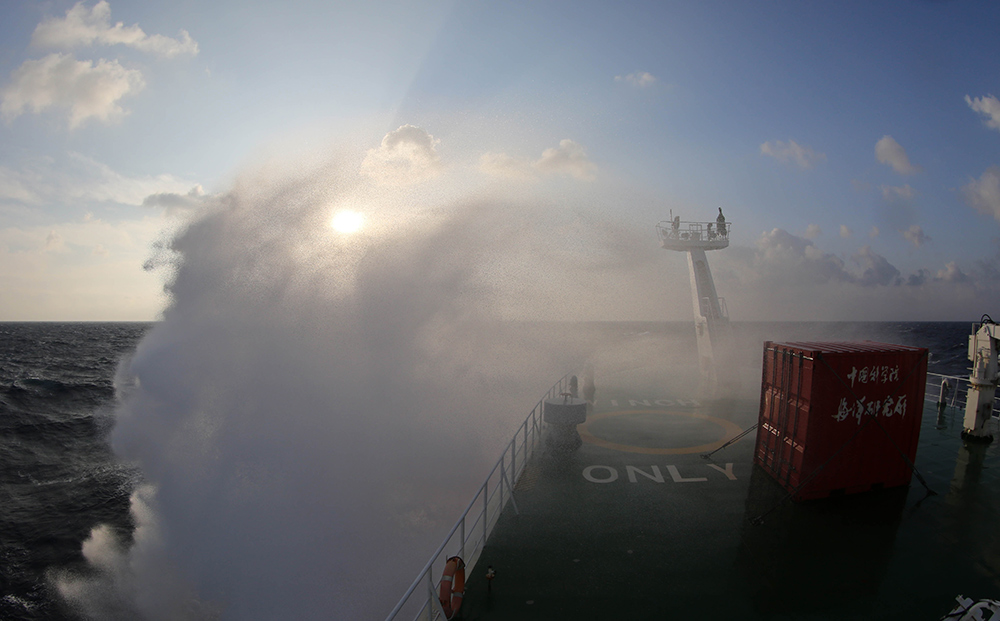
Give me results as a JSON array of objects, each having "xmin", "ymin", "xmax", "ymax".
[{"xmin": 656, "ymin": 220, "xmax": 731, "ymax": 252}]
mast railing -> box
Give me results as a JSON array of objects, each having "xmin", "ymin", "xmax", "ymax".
[
  {"xmin": 656, "ymin": 220, "xmax": 731, "ymax": 243},
  {"xmin": 656, "ymin": 220, "xmax": 731, "ymax": 251},
  {"xmin": 384, "ymin": 373, "xmax": 572, "ymax": 621}
]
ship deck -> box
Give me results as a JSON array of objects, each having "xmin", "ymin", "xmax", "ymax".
[{"xmin": 456, "ymin": 367, "xmax": 1000, "ymax": 620}]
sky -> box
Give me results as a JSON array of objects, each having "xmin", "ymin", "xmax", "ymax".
[{"xmin": 2, "ymin": 0, "xmax": 1000, "ymax": 321}]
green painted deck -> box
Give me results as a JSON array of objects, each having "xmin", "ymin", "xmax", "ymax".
[{"xmin": 458, "ymin": 370, "xmax": 1000, "ymax": 620}]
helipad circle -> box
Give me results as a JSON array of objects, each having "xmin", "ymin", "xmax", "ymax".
[{"xmin": 578, "ymin": 409, "xmax": 743, "ymax": 455}]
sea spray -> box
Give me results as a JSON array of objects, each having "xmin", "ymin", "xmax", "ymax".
[{"xmin": 53, "ymin": 154, "xmax": 663, "ymax": 619}]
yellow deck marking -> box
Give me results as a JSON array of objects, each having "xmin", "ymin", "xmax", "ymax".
[{"xmin": 578, "ymin": 409, "xmax": 743, "ymax": 455}]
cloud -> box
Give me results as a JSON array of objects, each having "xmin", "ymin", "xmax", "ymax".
[
  {"xmin": 32, "ymin": 1, "xmax": 198, "ymax": 58},
  {"xmin": 962, "ymin": 166, "xmax": 1000, "ymax": 221},
  {"xmin": 906, "ymin": 269, "xmax": 929, "ymax": 287},
  {"xmin": 760, "ymin": 139, "xmax": 826, "ymax": 169},
  {"xmin": 142, "ymin": 185, "xmax": 218, "ymax": 216},
  {"xmin": 45, "ymin": 230, "xmax": 65, "ymax": 251},
  {"xmin": 728, "ymin": 229, "xmax": 910, "ymax": 292},
  {"xmin": 851, "ymin": 179, "xmax": 872, "ymax": 192},
  {"xmin": 0, "ymin": 166, "xmax": 44, "ymax": 204},
  {"xmin": 533, "ymin": 139, "xmax": 597, "ymax": 180},
  {"xmin": 852, "ymin": 245, "xmax": 901, "ymax": 286},
  {"xmin": 937, "ymin": 261, "xmax": 970, "ymax": 283},
  {"xmin": 840, "ymin": 225, "xmax": 852, "ymax": 238},
  {"xmin": 480, "ymin": 139, "xmax": 597, "ymax": 181},
  {"xmin": 804, "ymin": 224, "xmax": 821, "ymax": 238},
  {"xmin": 477, "ymin": 152, "xmax": 534, "ymax": 180},
  {"xmin": 615, "ymin": 71, "xmax": 657, "ymax": 88},
  {"xmin": 359, "ymin": 125, "xmax": 442, "ymax": 185},
  {"xmin": 750, "ymin": 228, "xmax": 856, "ymax": 286},
  {"xmin": 901, "ymin": 224, "xmax": 930, "ymax": 248},
  {"xmin": 0, "ymin": 153, "xmax": 193, "ymax": 213},
  {"xmin": 875, "ymin": 135, "xmax": 921, "ymax": 175},
  {"xmin": 869, "ymin": 226, "xmax": 880, "ymax": 238},
  {"xmin": 966, "ymin": 94, "xmax": 1000, "ymax": 131},
  {"xmin": 881, "ymin": 184, "xmax": 915, "ymax": 200},
  {"xmin": 1, "ymin": 53, "xmax": 144, "ymax": 128}
]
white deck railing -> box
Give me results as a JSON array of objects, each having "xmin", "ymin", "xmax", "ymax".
[
  {"xmin": 384, "ymin": 373, "xmax": 573, "ymax": 621},
  {"xmin": 656, "ymin": 220, "xmax": 731, "ymax": 247},
  {"xmin": 923, "ymin": 370, "xmax": 1000, "ymax": 413}
]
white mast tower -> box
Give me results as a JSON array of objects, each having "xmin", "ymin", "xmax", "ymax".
[{"xmin": 656, "ymin": 209, "xmax": 736, "ymax": 391}]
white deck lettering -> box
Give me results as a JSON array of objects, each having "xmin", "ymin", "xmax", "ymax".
[
  {"xmin": 666, "ymin": 465, "xmax": 707, "ymax": 482},
  {"xmin": 626, "ymin": 465, "xmax": 665, "ymax": 483},
  {"xmin": 583, "ymin": 465, "xmax": 619, "ymax": 483},
  {"xmin": 582, "ymin": 464, "xmax": 740, "ymax": 484},
  {"xmin": 707, "ymin": 463, "xmax": 737, "ymax": 480}
]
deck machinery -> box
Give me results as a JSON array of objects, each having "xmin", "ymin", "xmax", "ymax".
[
  {"xmin": 656, "ymin": 211, "xmax": 736, "ymax": 391},
  {"xmin": 963, "ymin": 319, "xmax": 1000, "ymax": 442}
]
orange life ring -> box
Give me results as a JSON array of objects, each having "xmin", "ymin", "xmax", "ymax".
[{"xmin": 438, "ymin": 556, "xmax": 465, "ymax": 619}]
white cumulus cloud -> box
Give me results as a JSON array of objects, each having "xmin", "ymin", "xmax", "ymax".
[
  {"xmin": 937, "ymin": 261, "xmax": 970, "ymax": 283},
  {"xmin": 760, "ymin": 139, "xmax": 826, "ymax": 169},
  {"xmin": 1, "ymin": 53, "xmax": 144, "ymax": 128},
  {"xmin": 533, "ymin": 139, "xmax": 597, "ymax": 180},
  {"xmin": 360, "ymin": 125, "xmax": 442, "ymax": 185},
  {"xmin": 875, "ymin": 135, "xmax": 921, "ymax": 175},
  {"xmin": 32, "ymin": 1, "xmax": 198, "ymax": 58},
  {"xmin": 615, "ymin": 71, "xmax": 657, "ymax": 88},
  {"xmin": 852, "ymin": 245, "xmax": 902, "ymax": 286},
  {"xmin": 963, "ymin": 166, "xmax": 1000, "ymax": 222},
  {"xmin": 733, "ymin": 229, "xmax": 909, "ymax": 289},
  {"xmin": 480, "ymin": 139, "xmax": 598, "ymax": 181},
  {"xmin": 804, "ymin": 224, "xmax": 821, "ymax": 238},
  {"xmin": 840, "ymin": 225, "xmax": 852, "ymax": 238},
  {"xmin": 966, "ymin": 94, "xmax": 1000, "ymax": 131},
  {"xmin": 902, "ymin": 224, "xmax": 930, "ymax": 248}
]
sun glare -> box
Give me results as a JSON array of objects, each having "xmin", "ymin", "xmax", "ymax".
[{"xmin": 331, "ymin": 210, "xmax": 364, "ymax": 234}]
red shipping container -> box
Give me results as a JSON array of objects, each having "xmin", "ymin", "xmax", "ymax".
[{"xmin": 754, "ymin": 341, "xmax": 928, "ymax": 500}]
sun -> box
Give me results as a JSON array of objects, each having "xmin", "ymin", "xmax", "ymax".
[{"xmin": 330, "ymin": 210, "xmax": 364, "ymax": 234}]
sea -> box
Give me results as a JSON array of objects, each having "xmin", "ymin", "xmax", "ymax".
[{"xmin": 0, "ymin": 320, "xmax": 976, "ymax": 620}]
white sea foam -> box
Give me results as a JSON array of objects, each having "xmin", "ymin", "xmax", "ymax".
[{"xmin": 53, "ymin": 150, "xmax": 662, "ymax": 619}]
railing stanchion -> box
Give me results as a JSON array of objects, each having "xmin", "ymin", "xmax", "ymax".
[
  {"xmin": 460, "ymin": 514, "xmax": 466, "ymax": 562},
  {"xmin": 511, "ymin": 438, "xmax": 516, "ymax": 481},
  {"xmin": 481, "ymin": 481, "xmax": 488, "ymax": 551},
  {"xmin": 523, "ymin": 420, "xmax": 529, "ymax": 463},
  {"xmin": 500, "ymin": 453, "xmax": 506, "ymax": 507},
  {"xmin": 427, "ymin": 565, "xmax": 434, "ymax": 620}
]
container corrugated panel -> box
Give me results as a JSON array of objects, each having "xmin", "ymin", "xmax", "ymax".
[{"xmin": 753, "ymin": 340, "xmax": 928, "ymax": 500}]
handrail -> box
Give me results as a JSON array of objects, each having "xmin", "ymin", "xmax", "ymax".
[
  {"xmin": 924, "ymin": 370, "xmax": 1000, "ymax": 414},
  {"xmin": 656, "ymin": 220, "xmax": 732, "ymax": 243},
  {"xmin": 384, "ymin": 372, "xmax": 573, "ymax": 621}
]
